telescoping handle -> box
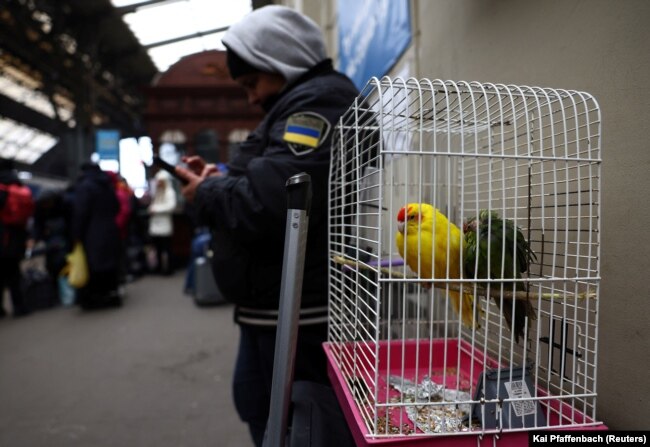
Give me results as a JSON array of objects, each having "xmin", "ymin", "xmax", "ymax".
[{"xmin": 264, "ymin": 173, "xmax": 312, "ymax": 447}]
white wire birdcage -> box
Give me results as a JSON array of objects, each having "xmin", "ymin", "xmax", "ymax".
[{"xmin": 325, "ymin": 77, "xmax": 604, "ymax": 446}]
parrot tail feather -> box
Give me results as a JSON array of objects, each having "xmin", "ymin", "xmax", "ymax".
[
  {"xmin": 449, "ymin": 290, "xmax": 481, "ymax": 329},
  {"xmin": 497, "ymin": 297, "xmax": 537, "ymax": 343}
]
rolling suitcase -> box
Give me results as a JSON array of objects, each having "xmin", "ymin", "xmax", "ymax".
[
  {"xmin": 21, "ymin": 249, "xmax": 59, "ymax": 311},
  {"xmin": 22, "ymin": 267, "xmax": 58, "ymax": 311},
  {"xmin": 263, "ymin": 173, "xmax": 354, "ymax": 447},
  {"xmin": 193, "ymin": 250, "xmax": 226, "ymax": 306}
]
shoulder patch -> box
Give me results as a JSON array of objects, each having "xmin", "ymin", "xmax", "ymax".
[{"xmin": 283, "ymin": 112, "xmax": 331, "ymax": 156}]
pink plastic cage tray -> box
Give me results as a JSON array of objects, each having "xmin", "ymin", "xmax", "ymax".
[{"xmin": 323, "ymin": 338, "xmax": 606, "ymax": 446}]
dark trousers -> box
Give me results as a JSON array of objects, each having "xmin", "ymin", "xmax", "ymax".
[
  {"xmin": 76, "ymin": 269, "xmax": 119, "ymax": 309},
  {"xmin": 151, "ymin": 235, "xmax": 172, "ymax": 274},
  {"xmin": 232, "ymin": 323, "xmax": 329, "ymax": 447},
  {"xmin": 0, "ymin": 257, "xmax": 29, "ymax": 315}
]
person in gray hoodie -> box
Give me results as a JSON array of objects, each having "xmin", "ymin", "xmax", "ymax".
[{"xmin": 176, "ymin": 5, "xmax": 359, "ymax": 445}]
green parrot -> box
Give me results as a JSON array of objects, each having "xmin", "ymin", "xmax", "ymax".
[{"xmin": 463, "ymin": 210, "xmax": 537, "ymax": 343}]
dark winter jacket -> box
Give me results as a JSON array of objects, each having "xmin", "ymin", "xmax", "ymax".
[
  {"xmin": 0, "ymin": 168, "xmax": 29, "ymax": 260},
  {"xmin": 70, "ymin": 163, "xmax": 121, "ymax": 273},
  {"xmin": 32, "ymin": 188, "xmax": 72, "ymax": 276},
  {"xmin": 194, "ymin": 60, "xmax": 359, "ymax": 326}
]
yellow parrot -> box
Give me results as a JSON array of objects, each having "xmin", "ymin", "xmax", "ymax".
[{"xmin": 395, "ymin": 203, "xmax": 478, "ymax": 329}]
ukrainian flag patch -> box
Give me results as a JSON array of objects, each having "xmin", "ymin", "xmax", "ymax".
[{"xmin": 283, "ymin": 112, "xmax": 331, "ymax": 156}]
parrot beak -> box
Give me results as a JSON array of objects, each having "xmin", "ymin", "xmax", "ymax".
[{"xmin": 397, "ymin": 220, "xmax": 405, "ymax": 234}]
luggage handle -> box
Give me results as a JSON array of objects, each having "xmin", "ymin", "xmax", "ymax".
[
  {"xmin": 286, "ymin": 172, "xmax": 312, "ymax": 213},
  {"xmin": 264, "ymin": 173, "xmax": 312, "ymax": 447}
]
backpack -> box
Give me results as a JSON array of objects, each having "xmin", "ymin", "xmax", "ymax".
[{"xmin": 0, "ymin": 183, "xmax": 35, "ymax": 226}]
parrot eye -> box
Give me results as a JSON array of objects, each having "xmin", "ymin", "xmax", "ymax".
[{"xmin": 408, "ymin": 214, "xmax": 415, "ymax": 220}]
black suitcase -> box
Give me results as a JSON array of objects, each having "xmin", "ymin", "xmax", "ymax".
[
  {"xmin": 193, "ymin": 253, "xmax": 226, "ymax": 306},
  {"xmin": 22, "ymin": 268, "xmax": 58, "ymax": 311}
]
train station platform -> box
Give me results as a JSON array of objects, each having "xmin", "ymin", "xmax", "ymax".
[{"xmin": 0, "ymin": 271, "xmax": 252, "ymax": 447}]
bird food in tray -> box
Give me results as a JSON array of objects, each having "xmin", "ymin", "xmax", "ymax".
[{"xmin": 323, "ymin": 338, "xmax": 603, "ymax": 446}]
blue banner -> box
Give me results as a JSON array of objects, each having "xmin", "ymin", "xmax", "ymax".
[
  {"xmin": 338, "ymin": 0, "xmax": 412, "ymax": 90},
  {"xmin": 95, "ymin": 129, "xmax": 120, "ymax": 160}
]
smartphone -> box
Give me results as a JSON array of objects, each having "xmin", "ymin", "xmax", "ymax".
[{"xmin": 151, "ymin": 155, "xmax": 188, "ymax": 184}]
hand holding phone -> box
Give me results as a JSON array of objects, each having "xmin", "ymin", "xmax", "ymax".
[{"xmin": 151, "ymin": 155, "xmax": 188, "ymax": 185}]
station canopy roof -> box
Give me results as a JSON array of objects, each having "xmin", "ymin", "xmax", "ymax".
[
  {"xmin": 110, "ymin": 0, "xmax": 251, "ymax": 73},
  {"xmin": 0, "ymin": 0, "xmax": 257, "ymax": 166}
]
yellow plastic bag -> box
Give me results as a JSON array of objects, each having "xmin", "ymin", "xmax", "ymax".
[{"xmin": 61, "ymin": 242, "xmax": 89, "ymax": 288}]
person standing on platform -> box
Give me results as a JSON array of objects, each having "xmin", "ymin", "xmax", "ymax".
[
  {"xmin": 71, "ymin": 162, "xmax": 121, "ymax": 309},
  {"xmin": 175, "ymin": 6, "xmax": 359, "ymax": 445},
  {"xmin": 0, "ymin": 158, "xmax": 33, "ymax": 317},
  {"xmin": 148, "ymin": 169, "xmax": 177, "ymax": 276}
]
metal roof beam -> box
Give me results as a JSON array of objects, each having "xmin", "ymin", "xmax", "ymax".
[
  {"xmin": 114, "ymin": 0, "xmax": 186, "ymax": 15},
  {"xmin": 0, "ymin": 94, "xmax": 61, "ymax": 135},
  {"xmin": 143, "ymin": 25, "xmax": 229, "ymax": 49}
]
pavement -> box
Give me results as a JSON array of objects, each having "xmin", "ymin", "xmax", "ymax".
[{"xmin": 0, "ymin": 271, "xmax": 253, "ymax": 447}]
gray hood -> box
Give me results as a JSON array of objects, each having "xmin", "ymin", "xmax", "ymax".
[{"xmin": 222, "ymin": 5, "xmax": 327, "ymax": 87}]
